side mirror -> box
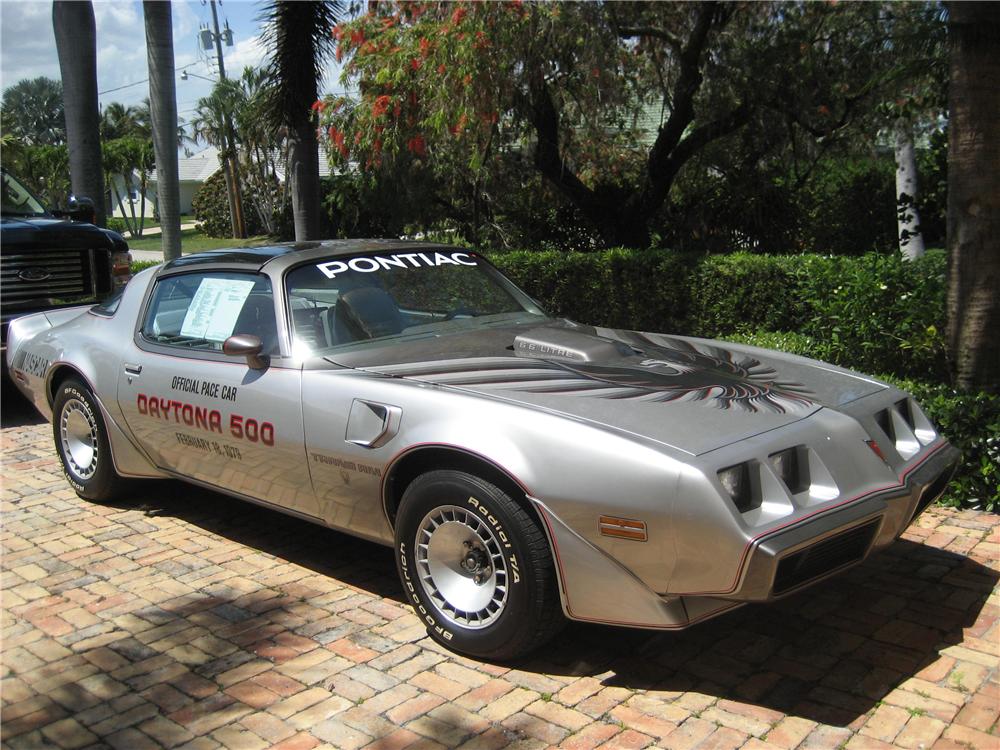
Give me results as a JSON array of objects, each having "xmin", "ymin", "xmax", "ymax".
[
  {"xmin": 55, "ymin": 195, "xmax": 97, "ymax": 224},
  {"xmin": 223, "ymin": 334, "xmax": 270, "ymax": 370}
]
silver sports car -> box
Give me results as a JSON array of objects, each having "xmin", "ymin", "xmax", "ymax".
[{"xmin": 6, "ymin": 240, "xmax": 959, "ymax": 660}]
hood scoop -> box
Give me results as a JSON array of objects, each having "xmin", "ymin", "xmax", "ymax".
[{"xmin": 513, "ymin": 327, "xmax": 636, "ymax": 363}]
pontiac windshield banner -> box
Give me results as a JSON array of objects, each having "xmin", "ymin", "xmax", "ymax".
[{"xmin": 317, "ymin": 251, "xmax": 478, "ymax": 279}]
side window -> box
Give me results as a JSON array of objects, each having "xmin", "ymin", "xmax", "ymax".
[{"xmin": 141, "ymin": 272, "xmax": 278, "ymax": 355}]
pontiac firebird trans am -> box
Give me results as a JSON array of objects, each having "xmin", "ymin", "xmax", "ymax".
[{"xmin": 6, "ymin": 240, "xmax": 959, "ymax": 659}]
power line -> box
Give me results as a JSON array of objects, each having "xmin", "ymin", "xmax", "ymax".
[{"xmin": 97, "ymin": 63, "xmax": 204, "ymax": 96}]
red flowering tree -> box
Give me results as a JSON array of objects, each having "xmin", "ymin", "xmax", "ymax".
[{"xmin": 320, "ymin": 1, "xmax": 938, "ymax": 248}]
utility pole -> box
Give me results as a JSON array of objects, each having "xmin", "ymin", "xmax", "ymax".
[{"xmin": 206, "ymin": 0, "xmax": 246, "ymax": 238}]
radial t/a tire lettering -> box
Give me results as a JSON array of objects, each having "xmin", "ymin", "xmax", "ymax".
[
  {"xmin": 395, "ymin": 469, "xmax": 563, "ymax": 661},
  {"xmin": 52, "ymin": 378, "xmax": 128, "ymax": 501}
]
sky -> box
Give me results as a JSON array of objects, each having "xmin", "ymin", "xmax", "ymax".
[{"xmin": 0, "ymin": 0, "xmax": 347, "ymax": 145}]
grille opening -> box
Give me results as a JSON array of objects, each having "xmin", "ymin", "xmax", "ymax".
[
  {"xmin": 773, "ymin": 520, "xmax": 880, "ymax": 595},
  {"xmin": 895, "ymin": 398, "xmax": 915, "ymax": 430},
  {"xmin": 874, "ymin": 408, "xmax": 894, "ymax": 441}
]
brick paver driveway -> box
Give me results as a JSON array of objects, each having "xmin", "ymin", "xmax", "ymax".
[{"xmin": 2, "ymin": 393, "xmax": 998, "ymax": 750}]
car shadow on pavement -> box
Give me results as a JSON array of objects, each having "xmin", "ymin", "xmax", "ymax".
[
  {"xmin": 119, "ymin": 481, "xmax": 995, "ymax": 730},
  {"xmin": 523, "ymin": 537, "xmax": 997, "ymax": 728},
  {"xmin": 125, "ymin": 479, "xmax": 406, "ymax": 602}
]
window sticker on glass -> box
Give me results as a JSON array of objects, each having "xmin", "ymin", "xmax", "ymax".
[{"xmin": 180, "ymin": 278, "xmax": 256, "ymax": 342}]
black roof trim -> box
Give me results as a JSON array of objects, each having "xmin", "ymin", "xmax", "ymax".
[{"xmin": 160, "ymin": 244, "xmax": 302, "ymax": 271}]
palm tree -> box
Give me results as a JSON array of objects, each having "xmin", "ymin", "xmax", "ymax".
[
  {"xmin": 143, "ymin": 1, "xmax": 182, "ymax": 260},
  {"xmin": 190, "ymin": 80, "xmax": 246, "ymax": 239},
  {"xmin": 260, "ymin": 1, "xmax": 342, "ymax": 241},
  {"xmin": 100, "ymin": 102, "xmax": 143, "ymax": 141},
  {"xmin": 232, "ymin": 66, "xmax": 287, "ymax": 234},
  {"xmin": 52, "ymin": 1, "xmax": 105, "ymax": 224},
  {"xmin": 0, "ymin": 77, "xmax": 65, "ymax": 145},
  {"xmin": 946, "ymin": 1, "xmax": 1000, "ymax": 392}
]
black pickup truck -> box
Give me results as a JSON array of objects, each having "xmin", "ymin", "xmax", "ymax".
[{"xmin": 1, "ymin": 168, "xmax": 132, "ymax": 351}]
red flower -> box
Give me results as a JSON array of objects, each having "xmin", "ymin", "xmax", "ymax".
[
  {"xmin": 407, "ymin": 135, "xmax": 427, "ymax": 157},
  {"xmin": 411, "ymin": 58, "xmax": 422, "ymax": 71},
  {"xmin": 437, "ymin": 63, "xmax": 447, "ymax": 75},
  {"xmin": 311, "ymin": 99, "xmax": 326, "ymax": 112},
  {"xmin": 450, "ymin": 113, "xmax": 469, "ymax": 135},
  {"xmin": 463, "ymin": 74, "xmax": 472, "ymax": 86},
  {"xmin": 351, "ymin": 29, "xmax": 365, "ymax": 46},
  {"xmin": 419, "ymin": 37, "xmax": 431, "ymax": 57},
  {"xmin": 451, "ymin": 6, "xmax": 467, "ymax": 25},
  {"xmin": 372, "ymin": 95, "xmax": 392, "ymax": 118}
]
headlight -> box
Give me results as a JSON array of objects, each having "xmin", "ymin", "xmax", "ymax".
[{"xmin": 718, "ymin": 462, "xmax": 757, "ymax": 512}]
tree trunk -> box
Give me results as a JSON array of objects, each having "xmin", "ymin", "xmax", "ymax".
[
  {"xmin": 946, "ymin": 2, "xmax": 1000, "ymax": 393},
  {"xmin": 289, "ymin": 122, "xmax": 321, "ymax": 240},
  {"xmin": 144, "ymin": 1, "xmax": 182, "ymax": 260},
  {"xmin": 894, "ymin": 118, "xmax": 925, "ymax": 260},
  {"xmin": 53, "ymin": 1, "xmax": 106, "ymax": 227}
]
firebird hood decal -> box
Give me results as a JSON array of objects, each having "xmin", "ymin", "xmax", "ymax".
[
  {"xmin": 330, "ymin": 322, "xmax": 885, "ymax": 454},
  {"xmin": 541, "ymin": 335, "xmax": 815, "ymax": 414}
]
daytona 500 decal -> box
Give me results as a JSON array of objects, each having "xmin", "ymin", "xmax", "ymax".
[{"xmin": 136, "ymin": 394, "xmax": 275, "ymax": 446}]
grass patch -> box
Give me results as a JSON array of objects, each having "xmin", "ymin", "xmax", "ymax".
[{"xmin": 128, "ymin": 228, "xmax": 275, "ymax": 254}]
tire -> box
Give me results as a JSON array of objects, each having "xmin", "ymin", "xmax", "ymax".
[
  {"xmin": 395, "ymin": 469, "xmax": 563, "ymax": 660},
  {"xmin": 52, "ymin": 378, "xmax": 128, "ymax": 501}
]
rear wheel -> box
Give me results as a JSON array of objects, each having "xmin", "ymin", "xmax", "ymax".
[
  {"xmin": 52, "ymin": 378, "xmax": 128, "ymax": 501},
  {"xmin": 395, "ymin": 469, "xmax": 563, "ymax": 660}
]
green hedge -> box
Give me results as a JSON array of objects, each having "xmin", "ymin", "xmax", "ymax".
[{"xmin": 489, "ymin": 248, "xmax": 949, "ymax": 382}]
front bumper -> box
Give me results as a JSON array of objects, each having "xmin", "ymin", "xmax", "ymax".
[
  {"xmin": 535, "ymin": 440, "xmax": 960, "ymax": 631},
  {"xmin": 734, "ymin": 440, "xmax": 960, "ymax": 601}
]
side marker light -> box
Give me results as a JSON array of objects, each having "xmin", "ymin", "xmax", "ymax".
[{"xmin": 599, "ymin": 515, "xmax": 648, "ymax": 541}]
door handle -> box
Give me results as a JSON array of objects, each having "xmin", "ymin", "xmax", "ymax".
[{"xmin": 124, "ymin": 363, "xmax": 143, "ymax": 375}]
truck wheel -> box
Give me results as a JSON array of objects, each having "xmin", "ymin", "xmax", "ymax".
[
  {"xmin": 53, "ymin": 378, "xmax": 128, "ymax": 501},
  {"xmin": 395, "ymin": 469, "xmax": 563, "ymax": 660}
]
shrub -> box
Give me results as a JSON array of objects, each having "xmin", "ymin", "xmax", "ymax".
[
  {"xmin": 191, "ymin": 169, "xmax": 267, "ymax": 238},
  {"xmin": 491, "ymin": 248, "xmax": 696, "ymax": 333},
  {"xmin": 106, "ymin": 217, "xmax": 129, "ymax": 235},
  {"xmin": 794, "ymin": 251, "xmax": 948, "ymax": 380},
  {"xmin": 491, "ymin": 248, "xmax": 947, "ymax": 381},
  {"xmin": 130, "ymin": 259, "xmax": 161, "ymax": 274}
]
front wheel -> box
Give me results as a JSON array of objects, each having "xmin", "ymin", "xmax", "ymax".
[
  {"xmin": 52, "ymin": 378, "xmax": 128, "ymax": 501},
  {"xmin": 395, "ymin": 470, "xmax": 563, "ymax": 660}
]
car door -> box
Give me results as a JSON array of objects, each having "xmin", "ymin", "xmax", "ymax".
[{"xmin": 117, "ymin": 269, "xmax": 318, "ymax": 519}]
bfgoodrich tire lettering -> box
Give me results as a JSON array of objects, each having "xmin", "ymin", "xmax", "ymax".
[
  {"xmin": 52, "ymin": 378, "xmax": 128, "ymax": 501},
  {"xmin": 395, "ymin": 469, "xmax": 562, "ymax": 660}
]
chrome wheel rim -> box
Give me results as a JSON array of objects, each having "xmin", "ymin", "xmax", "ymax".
[
  {"xmin": 415, "ymin": 505, "xmax": 508, "ymax": 629},
  {"xmin": 60, "ymin": 398, "xmax": 98, "ymax": 481}
]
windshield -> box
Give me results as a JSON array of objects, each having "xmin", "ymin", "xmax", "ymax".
[
  {"xmin": 285, "ymin": 249, "xmax": 546, "ymax": 357},
  {"xmin": 1, "ymin": 171, "xmax": 48, "ymax": 217}
]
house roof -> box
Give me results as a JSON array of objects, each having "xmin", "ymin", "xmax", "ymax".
[{"xmin": 150, "ymin": 145, "xmax": 335, "ymax": 185}]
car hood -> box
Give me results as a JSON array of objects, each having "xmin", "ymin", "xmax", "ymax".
[
  {"xmin": 328, "ymin": 320, "xmax": 886, "ymax": 455},
  {"xmin": 1, "ymin": 215, "xmax": 120, "ymax": 249}
]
